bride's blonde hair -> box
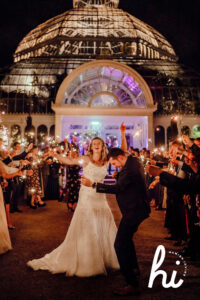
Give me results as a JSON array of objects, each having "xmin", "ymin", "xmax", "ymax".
[{"xmin": 88, "ymin": 137, "xmax": 108, "ymax": 165}]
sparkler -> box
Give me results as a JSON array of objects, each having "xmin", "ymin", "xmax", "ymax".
[
  {"xmin": 160, "ymin": 146, "xmax": 165, "ymax": 152},
  {"xmin": 38, "ymin": 151, "xmax": 43, "ymax": 156},
  {"xmin": 78, "ymin": 159, "xmax": 84, "ymax": 165},
  {"xmin": 29, "ymin": 188, "xmax": 36, "ymax": 194},
  {"xmin": 140, "ymin": 155, "xmax": 145, "ymax": 162}
]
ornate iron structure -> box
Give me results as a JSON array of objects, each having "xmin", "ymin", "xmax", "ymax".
[{"xmin": 0, "ymin": 0, "xmax": 200, "ymax": 115}]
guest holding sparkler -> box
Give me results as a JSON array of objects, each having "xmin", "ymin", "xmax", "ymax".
[
  {"xmin": 26, "ymin": 146, "xmax": 46, "ymax": 209},
  {"xmin": 65, "ymin": 142, "xmax": 81, "ymax": 211}
]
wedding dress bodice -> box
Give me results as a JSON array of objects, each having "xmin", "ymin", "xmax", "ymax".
[
  {"xmin": 83, "ymin": 162, "xmax": 107, "ymax": 183},
  {"xmin": 78, "ymin": 162, "xmax": 108, "ymax": 208}
]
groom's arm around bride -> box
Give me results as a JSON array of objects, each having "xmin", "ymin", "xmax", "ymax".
[{"xmin": 82, "ymin": 147, "xmax": 150, "ymax": 224}]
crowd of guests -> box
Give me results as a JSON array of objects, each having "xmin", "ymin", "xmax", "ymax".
[
  {"xmin": 145, "ymin": 135, "xmax": 200, "ymax": 261},
  {"xmin": 0, "ymin": 129, "xmax": 200, "ymax": 261},
  {"xmin": 0, "ymin": 137, "xmax": 83, "ymax": 227}
]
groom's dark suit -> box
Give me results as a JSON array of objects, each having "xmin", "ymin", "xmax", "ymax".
[{"xmin": 96, "ymin": 155, "xmax": 150, "ymax": 287}]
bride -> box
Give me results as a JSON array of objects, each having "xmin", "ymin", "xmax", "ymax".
[
  {"xmin": 27, "ymin": 137, "xmax": 120, "ymax": 276},
  {"xmin": 0, "ymin": 161, "xmax": 22, "ymax": 255}
]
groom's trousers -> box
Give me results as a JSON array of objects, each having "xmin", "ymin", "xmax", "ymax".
[{"xmin": 114, "ymin": 217, "xmax": 139, "ymax": 287}]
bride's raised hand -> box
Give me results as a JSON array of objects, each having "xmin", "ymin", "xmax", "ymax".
[
  {"xmin": 120, "ymin": 122, "xmax": 127, "ymax": 151},
  {"xmin": 72, "ymin": 135, "xmax": 78, "ymax": 143},
  {"xmin": 120, "ymin": 122, "xmax": 126, "ymax": 133}
]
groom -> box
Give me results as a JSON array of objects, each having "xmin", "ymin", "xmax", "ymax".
[{"xmin": 81, "ymin": 148, "xmax": 150, "ymax": 296}]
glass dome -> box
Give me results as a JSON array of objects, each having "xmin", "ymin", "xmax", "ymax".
[
  {"xmin": 1, "ymin": 0, "xmax": 200, "ymax": 117},
  {"xmin": 73, "ymin": 0, "xmax": 119, "ymax": 8},
  {"xmin": 14, "ymin": 1, "xmax": 177, "ymax": 62}
]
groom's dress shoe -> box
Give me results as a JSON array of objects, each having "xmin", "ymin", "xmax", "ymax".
[{"xmin": 113, "ymin": 285, "xmax": 141, "ymax": 296}]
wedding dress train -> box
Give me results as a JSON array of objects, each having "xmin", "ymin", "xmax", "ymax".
[{"xmin": 27, "ymin": 162, "xmax": 119, "ymax": 276}]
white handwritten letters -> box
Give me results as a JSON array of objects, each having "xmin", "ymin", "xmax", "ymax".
[{"xmin": 148, "ymin": 245, "xmax": 184, "ymax": 289}]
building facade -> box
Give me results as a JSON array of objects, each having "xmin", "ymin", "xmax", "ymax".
[{"xmin": 0, "ymin": 0, "xmax": 200, "ymax": 148}]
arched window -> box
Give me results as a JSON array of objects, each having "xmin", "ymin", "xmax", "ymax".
[
  {"xmin": 25, "ymin": 126, "xmax": 36, "ymax": 144},
  {"xmin": 50, "ymin": 125, "xmax": 55, "ymax": 138},
  {"xmin": 170, "ymin": 118, "xmax": 178, "ymax": 140},
  {"xmin": 11, "ymin": 124, "xmax": 21, "ymax": 144},
  {"xmin": 155, "ymin": 126, "xmax": 165, "ymax": 147},
  {"xmin": 62, "ymin": 66, "xmax": 147, "ymax": 108},
  {"xmin": 181, "ymin": 126, "xmax": 190, "ymax": 136},
  {"xmin": 192, "ymin": 125, "xmax": 200, "ymax": 138},
  {"xmin": 37, "ymin": 125, "xmax": 48, "ymax": 145}
]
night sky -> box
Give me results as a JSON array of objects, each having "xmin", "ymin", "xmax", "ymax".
[{"xmin": 0, "ymin": 0, "xmax": 200, "ymax": 72}]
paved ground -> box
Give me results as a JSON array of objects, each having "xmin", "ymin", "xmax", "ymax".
[{"xmin": 0, "ymin": 196, "xmax": 200, "ymax": 300}]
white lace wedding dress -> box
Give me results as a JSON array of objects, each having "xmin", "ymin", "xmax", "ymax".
[{"xmin": 27, "ymin": 162, "xmax": 119, "ymax": 276}]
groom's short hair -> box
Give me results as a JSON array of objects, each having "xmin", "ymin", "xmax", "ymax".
[{"xmin": 108, "ymin": 148, "xmax": 125, "ymax": 159}]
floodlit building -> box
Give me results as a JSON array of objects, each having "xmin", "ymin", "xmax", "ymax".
[{"xmin": 0, "ymin": 0, "xmax": 200, "ymax": 148}]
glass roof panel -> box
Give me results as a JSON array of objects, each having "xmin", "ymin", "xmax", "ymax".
[
  {"xmin": 91, "ymin": 94, "xmax": 118, "ymax": 107},
  {"xmin": 73, "ymin": 1, "xmax": 119, "ymax": 8},
  {"xmin": 14, "ymin": 4, "xmax": 176, "ymax": 62}
]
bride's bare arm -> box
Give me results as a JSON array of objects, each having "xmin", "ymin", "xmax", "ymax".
[
  {"xmin": 55, "ymin": 154, "xmax": 89, "ymax": 166},
  {"xmin": 120, "ymin": 122, "xmax": 128, "ymax": 152}
]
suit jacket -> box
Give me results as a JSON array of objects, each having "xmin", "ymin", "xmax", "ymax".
[
  {"xmin": 190, "ymin": 143, "xmax": 200, "ymax": 161},
  {"xmin": 160, "ymin": 171, "xmax": 200, "ymax": 195},
  {"xmin": 97, "ymin": 155, "xmax": 150, "ymax": 225},
  {"xmin": 3, "ymin": 151, "xmax": 27, "ymax": 166}
]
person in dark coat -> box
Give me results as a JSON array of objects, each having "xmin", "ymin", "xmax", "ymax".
[
  {"xmin": 46, "ymin": 160, "xmax": 60, "ymax": 200},
  {"xmin": 2, "ymin": 143, "xmax": 33, "ymax": 212},
  {"xmin": 146, "ymin": 165, "xmax": 200, "ymax": 259},
  {"xmin": 81, "ymin": 148, "xmax": 150, "ymax": 296}
]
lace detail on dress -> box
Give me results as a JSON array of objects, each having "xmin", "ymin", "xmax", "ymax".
[{"xmin": 83, "ymin": 162, "xmax": 107, "ymax": 183}]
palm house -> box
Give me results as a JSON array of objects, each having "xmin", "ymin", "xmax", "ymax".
[{"xmin": 0, "ymin": 0, "xmax": 200, "ymax": 148}]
